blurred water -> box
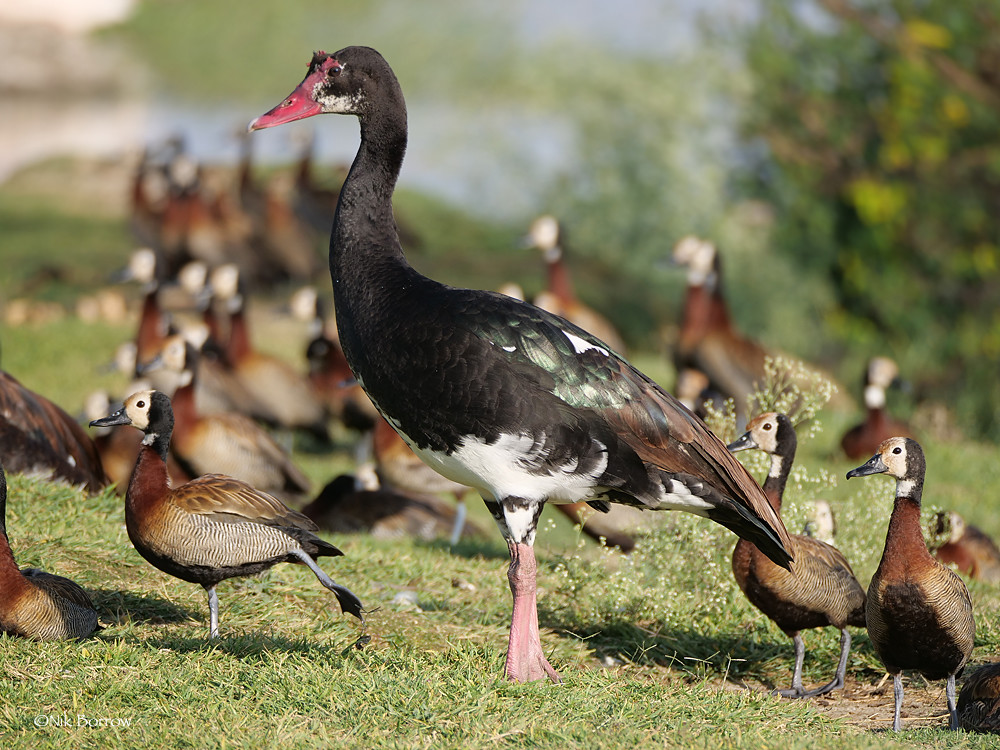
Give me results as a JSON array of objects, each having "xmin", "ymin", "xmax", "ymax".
[{"xmin": 0, "ymin": 0, "xmax": 754, "ymax": 218}]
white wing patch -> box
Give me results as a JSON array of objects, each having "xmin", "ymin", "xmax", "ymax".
[
  {"xmin": 563, "ymin": 330, "xmax": 609, "ymax": 357},
  {"xmin": 646, "ymin": 477, "xmax": 714, "ymax": 515}
]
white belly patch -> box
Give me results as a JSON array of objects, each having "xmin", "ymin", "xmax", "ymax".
[{"xmin": 407, "ymin": 431, "xmax": 609, "ymax": 506}]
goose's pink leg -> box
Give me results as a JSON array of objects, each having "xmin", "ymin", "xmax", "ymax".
[{"xmin": 504, "ymin": 541, "xmax": 561, "ymax": 683}]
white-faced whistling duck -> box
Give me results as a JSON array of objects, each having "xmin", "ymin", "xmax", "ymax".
[
  {"xmin": 840, "ymin": 357, "xmax": 915, "ymax": 461},
  {"xmin": 290, "ymin": 286, "xmax": 379, "ymax": 433},
  {"xmin": 302, "ymin": 472, "xmax": 486, "ymax": 542},
  {"xmin": 957, "ymin": 662, "xmax": 1000, "ymax": 733},
  {"xmin": 0, "ymin": 461, "xmax": 100, "ymax": 640},
  {"xmin": 847, "ymin": 437, "xmax": 975, "ymax": 731},
  {"xmin": 209, "ymin": 264, "xmax": 330, "ymax": 443},
  {"xmin": 802, "ymin": 499, "xmax": 837, "ymax": 546},
  {"xmin": 85, "ymin": 389, "xmax": 191, "ymax": 494},
  {"xmin": 524, "ymin": 215, "xmax": 627, "ymax": 356},
  {"xmin": 90, "ymin": 390, "xmax": 362, "ymax": 637},
  {"xmin": 728, "ymin": 412, "xmax": 865, "ymax": 697},
  {"xmin": 930, "ymin": 511, "xmax": 1000, "ymax": 584},
  {"xmin": 141, "ymin": 333, "xmax": 311, "ymax": 499},
  {"xmin": 0, "ymin": 370, "xmax": 106, "ymax": 493},
  {"xmin": 670, "ymin": 236, "xmax": 770, "ymax": 429},
  {"xmin": 250, "ymin": 46, "xmax": 791, "ymax": 682},
  {"xmin": 115, "ymin": 247, "xmax": 171, "ymax": 377}
]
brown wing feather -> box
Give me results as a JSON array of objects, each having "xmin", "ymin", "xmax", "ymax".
[
  {"xmin": 603, "ymin": 370, "xmax": 791, "ymax": 550},
  {"xmin": 169, "ymin": 474, "xmax": 318, "ymax": 531},
  {"xmin": 792, "ymin": 534, "xmax": 857, "ymax": 575},
  {"xmin": 0, "ymin": 371, "xmax": 106, "ymax": 491}
]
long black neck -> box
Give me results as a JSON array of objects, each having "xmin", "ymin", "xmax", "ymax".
[
  {"xmin": 330, "ymin": 94, "xmax": 410, "ymax": 289},
  {"xmin": 330, "ymin": 80, "xmax": 428, "ymax": 375}
]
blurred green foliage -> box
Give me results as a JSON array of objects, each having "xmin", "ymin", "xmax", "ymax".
[
  {"xmin": 109, "ymin": 0, "xmax": 521, "ymax": 102},
  {"xmin": 733, "ymin": 0, "xmax": 1000, "ymax": 439}
]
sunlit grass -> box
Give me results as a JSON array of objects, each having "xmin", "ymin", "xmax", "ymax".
[
  {"xmin": 1, "ymin": 334, "xmax": 998, "ymax": 748},
  {"xmin": 3, "ymin": 163, "xmax": 1000, "ymax": 748}
]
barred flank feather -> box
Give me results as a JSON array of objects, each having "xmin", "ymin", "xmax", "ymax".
[{"xmin": 0, "ymin": 464, "xmax": 100, "ymax": 640}]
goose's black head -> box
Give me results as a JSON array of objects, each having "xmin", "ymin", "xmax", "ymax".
[{"xmin": 249, "ymin": 46, "xmax": 398, "ymax": 131}]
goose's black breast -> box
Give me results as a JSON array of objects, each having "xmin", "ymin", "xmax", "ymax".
[{"xmin": 337, "ymin": 279, "xmax": 639, "ymax": 474}]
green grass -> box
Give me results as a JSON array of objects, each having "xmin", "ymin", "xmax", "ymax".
[
  {"xmin": 4, "ymin": 162, "xmax": 1000, "ymax": 748},
  {"xmin": 3, "ymin": 447, "xmax": 1000, "ymax": 749}
]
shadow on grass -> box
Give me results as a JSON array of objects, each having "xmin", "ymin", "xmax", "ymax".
[
  {"xmin": 418, "ymin": 537, "xmax": 509, "ymax": 561},
  {"xmin": 90, "ymin": 588, "xmax": 197, "ymax": 626},
  {"xmin": 137, "ymin": 630, "xmax": 368, "ymax": 660},
  {"xmin": 541, "ymin": 615, "xmax": 878, "ymax": 690}
]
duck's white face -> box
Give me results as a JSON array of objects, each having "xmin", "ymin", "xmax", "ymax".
[
  {"xmin": 868, "ymin": 356, "xmax": 900, "ymax": 389},
  {"xmin": 875, "ymin": 436, "xmax": 909, "ymax": 479},
  {"xmin": 810, "ymin": 500, "xmax": 836, "ymax": 539},
  {"xmin": 177, "ymin": 262, "xmax": 208, "ymax": 295},
  {"xmin": 289, "ymin": 286, "xmax": 319, "ymax": 323},
  {"xmin": 123, "ymin": 390, "xmax": 155, "ymax": 431},
  {"xmin": 129, "ymin": 247, "xmax": 157, "ymax": 285},
  {"xmin": 181, "ymin": 323, "xmax": 209, "ymax": 352},
  {"xmin": 528, "ymin": 215, "xmax": 560, "ymax": 252},
  {"xmin": 209, "ymin": 264, "xmax": 240, "ymax": 301},
  {"xmin": 745, "ymin": 412, "xmax": 781, "ymax": 455},
  {"xmin": 671, "ymin": 236, "xmax": 716, "ymax": 284},
  {"xmin": 113, "ymin": 341, "xmax": 138, "ymax": 374}
]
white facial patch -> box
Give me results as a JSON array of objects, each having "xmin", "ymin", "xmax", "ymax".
[
  {"xmin": 320, "ymin": 89, "xmax": 364, "ymax": 115},
  {"xmin": 673, "ymin": 236, "xmax": 717, "ymax": 286},
  {"xmin": 529, "ymin": 215, "xmax": 560, "ymax": 250}
]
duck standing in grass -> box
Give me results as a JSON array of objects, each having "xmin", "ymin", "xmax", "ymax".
[
  {"xmin": 728, "ymin": 413, "xmax": 866, "ymax": 697},
  {"xmin": 249, "ymin": 46, "xmax": 792, "ymax": 683},
  {"xmin": 847, "ymin": 437, "xmax": 974, "ymax": 731},
  {"xmin": 0, "ymin": 461, "xmax": 100, "ymax": 640},
  {"xmin": 90, "ymin": 390, "xmax": 362, "ymax": 637}
]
